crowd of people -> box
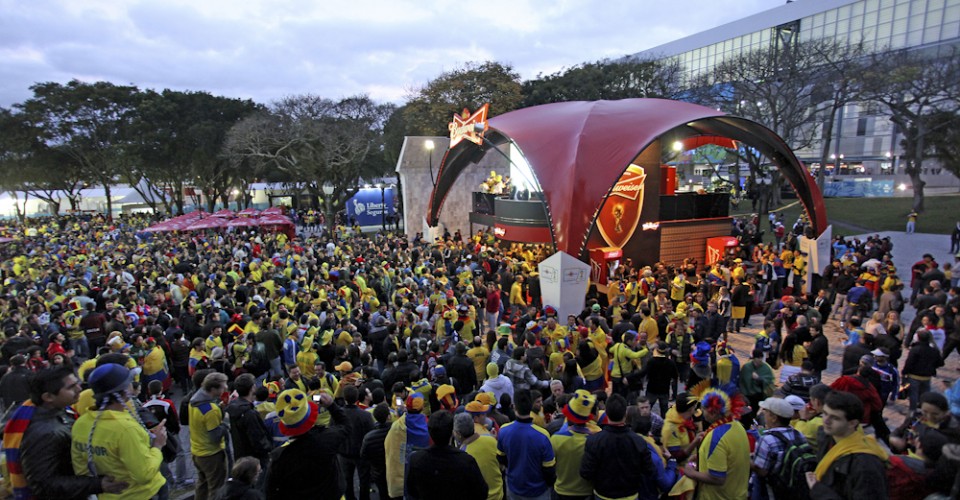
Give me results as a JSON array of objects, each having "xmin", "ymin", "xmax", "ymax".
[{"xmin": 0, "ymin": 209, "xmax": 957, "ymax": 500}]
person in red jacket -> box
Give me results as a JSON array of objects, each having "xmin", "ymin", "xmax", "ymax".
[{"xmin": 830, "ymin": 357, "xmax": 887, "ymax": 442}]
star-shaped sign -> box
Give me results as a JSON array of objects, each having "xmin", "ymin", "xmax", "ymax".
[{"xmin": 448, "ymin": 103, "xmax": 489, "ymax": 147}]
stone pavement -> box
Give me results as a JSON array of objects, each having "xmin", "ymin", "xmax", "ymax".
[{"xmin": 725, "ymin": 229, "xmax": 959, "ymax": 431}]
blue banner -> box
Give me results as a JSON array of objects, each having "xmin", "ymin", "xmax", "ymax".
[
  {"xmin": 346, "ymin": 188, "xmax": 396, "ymax": 226},
  {"xmin": 822, "ymin": 179, "xmax": 895, "ymax": 198}
]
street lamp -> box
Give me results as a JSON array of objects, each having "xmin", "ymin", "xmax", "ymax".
[
  {"xmin": 425, "ymin": 140, "xmax": 436, "ymax": 187},
  {"xmin": 321, "ymin": 184, "xmax": 334, "ymax": 228}
]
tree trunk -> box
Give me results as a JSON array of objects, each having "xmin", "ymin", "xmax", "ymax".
[
  {"xmin": 102, "ymin": 182, "xmax": 113, "ymax": 221},
  {"xmin": 911, "ymin": 123, "xmax": 927, "ymax": 213},
  {"xmin": 817, "ymin": 107, "xmax": 837, "ymax": 190}
]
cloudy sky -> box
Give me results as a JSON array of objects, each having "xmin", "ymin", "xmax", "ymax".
[{"xmin": 0, "ymin": 0, "xmax": 777, "ymax": 108}]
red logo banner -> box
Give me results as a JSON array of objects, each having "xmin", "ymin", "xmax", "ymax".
[{"xmin": 596, "ymin": 164, "xmax": 647, "ymax": 248}]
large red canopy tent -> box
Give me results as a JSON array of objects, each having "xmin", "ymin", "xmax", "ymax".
[{"xmin": 426, "ymin": 98, "xmax": 826, "ymax": 258}]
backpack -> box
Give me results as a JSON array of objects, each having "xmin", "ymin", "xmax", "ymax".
[
  {"xmin": 890, "ymin": 292, "xmax": 904, "ymax": 313},
  {"xmin": 886, "ymin": 455, "xmax": 931, "ymax": 500},
  {"xmin": 767, "ymin": 430, "xmax": 816, "ymax": 500}
]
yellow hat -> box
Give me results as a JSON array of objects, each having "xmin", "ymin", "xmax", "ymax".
[{"xmin": 276, "ymin": 389, "xmax": 318, "ymax": 437}]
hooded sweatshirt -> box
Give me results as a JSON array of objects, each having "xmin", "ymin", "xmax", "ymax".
[
  {"xmin": 70, "ymin": 407, "xmax": 165, "ymax": 500},
  {"xmin": 189, "ymin": 389, "xmax": 227, "ymax": 457},
  {"xmin": 479, "ymin": 373, "xmax": 515, "ymax": 406},
  {"xmin": 503, "ymin": 358, "xmax": 541, "ymax": 393}
]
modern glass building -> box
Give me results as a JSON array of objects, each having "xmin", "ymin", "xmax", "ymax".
[{"xmin": 633, "ymin": 0, "xmax": 960, "ymax": 179}]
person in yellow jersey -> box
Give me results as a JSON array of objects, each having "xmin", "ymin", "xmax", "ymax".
[
  {"xmin": 70, "ymin": 364, "xmax": 166, "ymax": 500},
  {"xmin": 682, "ymin": 384, "xmax": 751, "ymax": 500},
  {"xmin": 453, "ymin": 412, "xmax": 502, "ymax": 500},
  {"xmin": 189, "ymin": 372, "xmax": 229, "ymax": 500},
  {"xmin": 549, "ymin": 390, "xmax": 598, "ymax": 499}
]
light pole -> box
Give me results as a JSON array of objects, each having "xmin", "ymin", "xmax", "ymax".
[
  {"xmin": 425, "ymin": 140, "xmax": 436, "ymax": 186},
  {"xmin": 321, "ymin": 184, "xmax": 334, "ymax": 231}
]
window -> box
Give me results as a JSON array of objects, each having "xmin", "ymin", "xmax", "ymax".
[
  {"xmin": 893, "ymin": 17, "xmax": 908, "ymax": 34},
  {"xmin": 826, "ymin": 8, "xmax": 837, "ymax": 24},
  {"xmin": 943, "ymin": 21, "xmax": 960, "ymax": 38},
  {"xmin": 908, "ymin": 14, "xmax": 925, "ymax": 31},
  {"xmin": 879, "ymin": 6, "xmax": 894, "ymax": 23}
]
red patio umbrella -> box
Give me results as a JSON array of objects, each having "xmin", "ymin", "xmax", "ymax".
[
  {"xmin": 227, "ymin": 217, "xmax": 260, "ymax": 228},
  {"xmin": 236, "ymin": 208, "xmax": 260, "ymax": 217},
  {"xmin": 211, "ymin": 209, "xmax": 235, "ymax": 218},
  {"xmin": 184, "ymin": 217, "xmax": 229, "ymax": 231},
  {"xmin": 261, "ymin": 206, "xmax": 284, "ymax": 216}
]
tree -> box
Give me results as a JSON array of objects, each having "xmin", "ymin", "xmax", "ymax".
[
  {"xmin": 808, "ymin": 40, "xmax": 866, "ymax": 190},
  {"xmin": 698, "ymin": 39, "xmax": 837, "ymax": 214},
  {"xmin": 862, "ymin": 47, "xmax": 960, "ymax": 212},
  {"xmin": 16, "ymin": 80, "xmax": 141, "ymax": 219},
  {"xmin": 521, "ymin": 57, "xmax": 685, "ymax": 106},
  {"xmin": 403, "ymin": 61, "xmax": 523, "ymax": 136},
  {"xmin": 0, "ymin": 107, "xmax": 85, "ymax": 217},
  {"xmin": 925, "ymin": 110, "xmax": 960, "ymax": 184},
  {"xmin": 131, "ymin": 89, "xmax": 260, "ymax": 213},
  {"xmin": 224, "ymin": 94, "xmax": 393, "ymax": 230}
]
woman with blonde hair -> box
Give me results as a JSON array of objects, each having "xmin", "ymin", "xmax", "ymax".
[{"xmin": 864, "ymin": 311, "xmax": 887, "ymax": 336}]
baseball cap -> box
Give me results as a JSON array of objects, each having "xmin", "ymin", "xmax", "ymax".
[{"xmin": 759, "ymin": 397, "xmax": 795, "ymax": 419}]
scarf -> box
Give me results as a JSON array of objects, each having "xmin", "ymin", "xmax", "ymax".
[
  {"xmin": 2, "ymin": 401, "xmax": 37, "ymax": 500},
  {"xmin": 814, "ymin": 426, "xmax": 888, "ymax": 480}
]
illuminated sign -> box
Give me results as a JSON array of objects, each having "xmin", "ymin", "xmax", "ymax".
[
  {"xmin": 642, "ymin": 222, "xmax": 660, "ymax": 231},
  {"xmin": 597, "ymin": 164, "xmax": 647, "ymax": 248},
  {"xmin": 493, "ymin": 226, "xmax": 506, "ymax": 237},
  {"xmin": 449, "ymin": 104, "xmax": 489, "ymax": 147}
]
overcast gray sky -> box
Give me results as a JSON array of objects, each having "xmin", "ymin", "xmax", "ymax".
[{"xmin": 0, "ymin": 0, "xmax": 777, "ymax": 107}]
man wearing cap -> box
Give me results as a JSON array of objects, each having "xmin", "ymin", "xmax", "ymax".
[
  {"xmin": 549, "ymin": 390, "xmax": 597, "ymax": 499},
  {"xmin": 870, "ymin": 348, "xmax": 899, "ymax": 404},
  {"xmin": 70, "ymin": 364, "xmax": 167, "ymax": 499},
  {"xmin": 581, "ymin": 394, "xmax": 657, "ymax": 499},
  {"xmin": 189, "ymin": 372, "xmax": 230, "ymax": 500},
  {"xmin": 454, "ymin": 412, "xmax": 502, "ymax": 500},
  {"xmin": 10, "ymin": 366, "xmax": 127, "ymax": 499},
  {"xmin": 661, "ymin": 393, "xmax": 701, "ymax": 463},
  {"xmin": 265, "ymin": 390, "xmax": 349, "ymax": 499},
  {"xmin": 751, "ymin": 397, "xmax": 809, "ymax": 499}
]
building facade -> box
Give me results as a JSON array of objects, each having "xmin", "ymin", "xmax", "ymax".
[{"xmin": 633, "ymin": 0, "xmax": 960, "ymax": 187}]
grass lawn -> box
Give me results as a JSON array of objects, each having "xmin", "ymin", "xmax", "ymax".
[{"xmin": 731, "ymin": 194, "xmax": 960, "ymax": 238}]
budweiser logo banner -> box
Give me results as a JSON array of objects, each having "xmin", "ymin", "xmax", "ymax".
[{"xmin": 597, "ymin": 164, "xmax": 647, "ymax": 248}]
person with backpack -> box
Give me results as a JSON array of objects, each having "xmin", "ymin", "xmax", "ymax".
[{"xmin": 752, "ymin": 397, "xmax": 815, "ymax": 500}]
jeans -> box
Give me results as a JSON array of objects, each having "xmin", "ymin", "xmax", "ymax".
[
  {"xmin": 339, "ymin": 455, "xmax": 370, "ymax": 500},
  {"xmin": 192, "ymin": 451, "xmax": 227, "ymax": 500},
  {"xmin": 268, "ymin": 357, "xmax": 283, "ymax": 378},
  {"xmin": 906, "ymin": 375, "xmax": 931, "ymax": 414},
  {"xmin": 157, "ymin": 462, "xmax": 171, "ymax": 500},
  {"xmin": 906, "ymin": 221, "xmax": 915, "ymax": 234},
  {"xmin": 648, "ymin": 392, "xmax": 670, "ymax": 418},
  {"xmin": 71, "ymin": 336, "xmax": 90, "ymax": 359},
  {"xmin": 485, "ymin": 311, "xmax": 499, "ymax": 332},
  {"xmin": 672, "ymin": 363, "xmax": 690, "ymax": 398},
  {"xmin": 508, "ymin": 489, "xmax": 553, "ymax": 500}
]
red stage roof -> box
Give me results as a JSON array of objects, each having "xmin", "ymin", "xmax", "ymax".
[{"xmin": 427, "ymin": 99, "xmax": 826, "ymax": 257}]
